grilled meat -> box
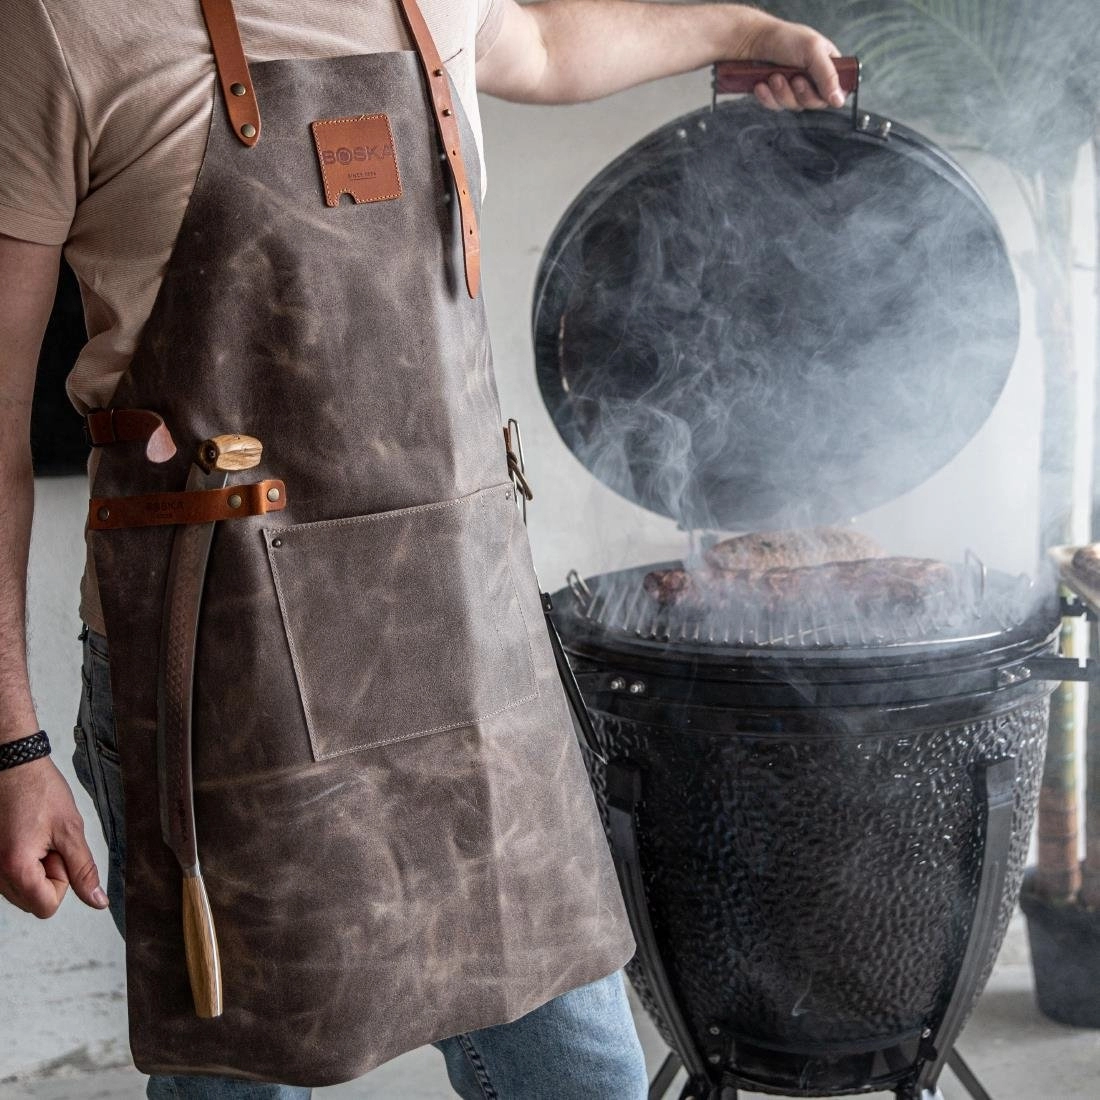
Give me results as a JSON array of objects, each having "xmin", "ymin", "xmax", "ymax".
[
  {"xmin": 643, "ymin": 567, "xmax": 701, "ymax": 608},
  {"xmin": 1072, "ymin": 545, "xmax": 1100, "ymax": 589},
  {"xmin": 644, "ymin": 556, "xmax": 955, "ymax": 615},
  {"xmin": 704, "ymin": 527, "xmax": 884, "ymax": 574}
]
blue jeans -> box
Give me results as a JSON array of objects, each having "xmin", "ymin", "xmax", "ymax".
[{"xmin": 72, "ymin": 627, "xmax": 647, "ymax": 1099}]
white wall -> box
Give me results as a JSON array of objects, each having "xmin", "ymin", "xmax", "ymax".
[{"xmin": 2, "ymin": 69, "xmax": 1096, "ymax": 1082}]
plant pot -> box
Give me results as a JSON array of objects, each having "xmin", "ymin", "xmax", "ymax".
[{"xmin": 1021, "ymin": 868, "xmax": 1100, "ymax": 1027}]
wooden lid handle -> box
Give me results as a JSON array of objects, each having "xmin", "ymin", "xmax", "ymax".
[{"xmin": 714, "ymin": 57, "xmax": 861, "ymax": 96}]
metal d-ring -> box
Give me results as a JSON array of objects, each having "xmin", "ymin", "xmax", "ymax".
[{"xmin": 504, "ymin": 417, "xmax": 532, "ymax": 525}]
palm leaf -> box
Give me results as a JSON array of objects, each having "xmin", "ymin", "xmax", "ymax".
[{"xmin": 766, "ymin": 0, "xmax": 1097, "ymax": 170}]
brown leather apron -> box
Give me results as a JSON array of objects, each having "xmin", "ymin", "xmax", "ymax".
[{"xmin": 86, "ymin": 0, "xmax": 634, "ymax": 1084}]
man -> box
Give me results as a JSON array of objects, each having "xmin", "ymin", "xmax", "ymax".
[{"xmin": 0, "ymin": 1, "xmax": 844, "ymax": 1097}]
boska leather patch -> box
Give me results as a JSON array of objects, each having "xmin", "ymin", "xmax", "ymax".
[{"xmin": 310, "ymin": 115, "xmax": 402, "ymax": 207}]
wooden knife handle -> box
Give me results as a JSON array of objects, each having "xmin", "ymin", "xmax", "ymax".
[
  {"xmin": 182, "ymin": 872, "xmax": 224, "ymax": 1018},
  {"xmin": 197, "ymin": 433, "xmax": 263, "ymax": 473},
  {"xmin": 714, "ymin": 57, "xmax": 860, "ymax": 96}
]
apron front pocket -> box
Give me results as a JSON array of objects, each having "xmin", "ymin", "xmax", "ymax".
[{"xmin": 264, "ymin": 483, "xmax": 538, "ymax": 760}]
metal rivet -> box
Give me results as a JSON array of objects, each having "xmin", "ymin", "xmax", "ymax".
[
  {"xmin": 240, "ymin": 123, "xmax": 257, "ymax": 139},
  {"xmin": 230, "ymin": 82, "xmax": 247, "ymax": 96},
  {"xmin": 922, "ymin": 1028, "xmax": 932, "ymax": 1039},
  {"xmin": 272, "ymin": 538, "xmax": 283, "ymax": 548},
  {"xmin": 266, "ymin": 487, "xmax": 281, "ymax": 502},
  {"xmin": 97, "ymin": 506, "xmax": 110, "ymax": 521},
  {"xmin": 610, "ymin": 677, "xmax": 626, "ymax": 691},
  {"xmin": 629, "ymin": 681, "xmax": 646, "ymax": 695},
  {"xmin": 433, "ymin": 67, "xmax": 443, "ymax": 77},
  {"xmin": 708, "ymin": 1054, "xmax": 721, "ymax": 1065},
  {"xmin": 708, "ymin": 1025, "xmax": 721, "ymax": 1036},
  {"xmin": 442, "ymin": 107, "xmax": 453, "ymax": 117},
  {"xmin": 228, "ymin": 493, "xmax": 242, "ymax": 509}
]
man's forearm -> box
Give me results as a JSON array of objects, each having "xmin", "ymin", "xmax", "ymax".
[
  {"xmin": 0, "ymin": 449, "xmax": 37, "ymax": 744},
  {"xmin": 477, "ymin": 1, "xmax": 843, "ymax": 111},
  {"xmin": 525, "ymin": 1, "xmax": 776, "ymax": 103},
  {"xmin": 0, "ymin": 235, "xmax": 59, "ymax": 745}
]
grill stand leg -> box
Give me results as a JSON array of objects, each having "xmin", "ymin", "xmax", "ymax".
[{"xmin": 650, "ymin": 1051, "xmax": 682, "ymax": 1100}]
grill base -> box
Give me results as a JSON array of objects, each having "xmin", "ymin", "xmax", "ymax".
[{"xmin": 579, "ymin": 691, "xmax": 1050, "ymax": 1096}]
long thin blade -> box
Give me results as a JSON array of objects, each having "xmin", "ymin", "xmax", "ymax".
[{"xmin": 157, "ymin": 464, "xmax": 229, "ymax": 871}]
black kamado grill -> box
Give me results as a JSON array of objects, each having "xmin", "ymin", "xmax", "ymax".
[{"xmin": 526, "ymin": 62, "xmax": 1089, "ymax": 1100}]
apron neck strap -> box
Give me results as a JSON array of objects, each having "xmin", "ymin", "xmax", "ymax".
[
  {"xmin": 199, "ymin": 0, "xmax": 262, "ymax": 147},
  {"xmin": 396, "ymin": 0, "xmax": 481, "ymax": 298},
  {"xmin": 197, "ymin": 0, "xmax": 481, "ymax": 298}
]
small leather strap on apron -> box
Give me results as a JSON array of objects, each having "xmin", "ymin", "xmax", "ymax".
[
  {"xmin": 394, "ymin": 0, "xmax": 482, "ymax": 299},
  {"xmin": 85, "ymin": 408, "xmax": 178, "ymax": 463},
  {"xmin": 89, "ymin": 478, "xmax": 286, "ymax": 530},
  {"xmin": 198, "ymin": 0, "xmax": 261, "ymax": 147},
  {"xmin": 196, "ymin": 0, "xmax": 481, "ymax": 297}
]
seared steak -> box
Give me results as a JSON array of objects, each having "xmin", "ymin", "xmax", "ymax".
[
  {"xmin": 645, "ymin": 556, "xmax": 955, "ymax": 615},
  {"xmin": 705, "ymin": 527, "xmax": 884, "ymax": 574}
]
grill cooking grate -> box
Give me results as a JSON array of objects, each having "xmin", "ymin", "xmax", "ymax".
[{"xmin": 565, "ymin": 558, "xmax": 1035, "ymax": 652}]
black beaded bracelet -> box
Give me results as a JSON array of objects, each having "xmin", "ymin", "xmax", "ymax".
[{"xmin": 0, "ymin": 731, "xmax": 51, "ymax": 771}]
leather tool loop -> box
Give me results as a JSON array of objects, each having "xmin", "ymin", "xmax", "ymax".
[
  {"xmin": 84, "ymin": 409, "xmax": 178, "ymax": 463},
  {"xmin": 395, "ymin": 0, "xmax": 482, "ymax": 298},
  {"xmin": 89, "ymin": 478, "xmax": 286, "ymax": 530},
  {"xmin": 198, "ymin": 0, "xmax": 262, "ymax": 147}
]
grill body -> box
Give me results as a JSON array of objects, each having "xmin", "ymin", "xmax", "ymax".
[{"xmin": 552, "ymin": 568, "xmax": 1058, "ymax": 1096}]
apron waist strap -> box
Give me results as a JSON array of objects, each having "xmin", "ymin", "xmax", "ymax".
[
  {"xmin": 89, "ymin": 479, "xmax": 287, "ymax": 530},
  {"xmin": 197, "ymin": 0, "xmax": 481, "ymax": 297},
  {"xmin": 84, "ymin": 409, "xmax": 178, "ymax": 463}
]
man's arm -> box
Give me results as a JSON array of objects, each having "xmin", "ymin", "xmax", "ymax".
[
  {"xmin": 0, "ymin": 234, "xmax": 107, "ymax": 918},
  {"xmin": 476, "ymin": 1, "xmax": 843, "ymax": 109}
]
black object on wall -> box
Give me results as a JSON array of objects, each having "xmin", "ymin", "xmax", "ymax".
[{"xmin": 31, "ymin": 258, "xmax": 89, "ymax": 476}]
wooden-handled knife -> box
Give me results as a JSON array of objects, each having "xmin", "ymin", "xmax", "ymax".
[{"xmin": 157, "ymin": 433, "xmax": 263, "ymax": 1019}]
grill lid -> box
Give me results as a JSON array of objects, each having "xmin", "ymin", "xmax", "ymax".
[{"xmin": 532, "ymin": 99, "xmax": 1019, "ymax": 530}]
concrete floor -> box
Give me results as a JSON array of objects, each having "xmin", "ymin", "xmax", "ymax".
[{"xmin": 5, "ymin": 916, "xmax": 1100, "ymax": 1100}]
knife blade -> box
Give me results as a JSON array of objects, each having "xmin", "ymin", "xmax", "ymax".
[{"xmin": 157, "ymin": 433, "xmax": 263, "ymax": 1019}]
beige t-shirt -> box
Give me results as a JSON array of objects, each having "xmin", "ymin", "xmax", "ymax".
[{"xmin": 2, "ymin": 0, "xmax": 505, "ymax": 636}]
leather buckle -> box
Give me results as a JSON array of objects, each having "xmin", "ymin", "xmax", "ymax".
[{"xmin": 82, "ymin": 408, "xmax": 108, "ymax": 448}]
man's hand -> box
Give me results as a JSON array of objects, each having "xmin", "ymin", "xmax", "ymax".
[
  {"xmin": 739, "ymin": 15, "xmax": 844, "ymax": 111},
  {"xmin": 0, "ymin": 233, "xmax": 107, "ymax": 918},
  {"xmin": 477, "ymin": 1, "xmax": 844, "ymax": 109},
  {"xmin": 0, "ymin": 757, "xmax": 108, "ymax": 917}
]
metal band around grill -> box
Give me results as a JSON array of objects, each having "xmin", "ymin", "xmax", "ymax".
[{"xmin": 89, "ymin": 479, "xmax": 286, "ymax": 530}]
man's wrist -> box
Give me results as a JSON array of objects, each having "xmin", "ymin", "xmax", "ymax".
[
  {"xmin": 0, "ymin": 700, "xmax": 43, "ymax": 745},
  {"xmin": 719, "ymin": 5, "xmax": 781, "ymax": 63}
]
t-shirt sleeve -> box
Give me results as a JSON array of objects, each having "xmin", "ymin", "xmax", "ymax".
[
  {"xmin": 0, "ymin": 0, "xmax": 86, "ymax": 245},
  {"xmin": 474, "ymin": 0, "xmax": 506, "ymax": 60}
]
